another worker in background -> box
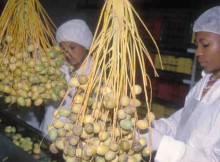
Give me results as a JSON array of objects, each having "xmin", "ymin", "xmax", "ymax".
[
  {"xmin": 139, "ymin": 6, "xmax": 220, "ymax": 162},
  {"xmin": 40, "ymin": 19, "xmax": 93, "ymax": 136}
]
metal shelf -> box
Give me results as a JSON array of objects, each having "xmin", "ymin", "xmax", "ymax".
[{"xmin": 182, "ymin": 48, "xmax": 197, "ymax": 89}]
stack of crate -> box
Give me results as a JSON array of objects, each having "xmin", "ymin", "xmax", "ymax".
[{"xmin": 154, "ymin": 54, "xmax": 193, "ymax": 74}]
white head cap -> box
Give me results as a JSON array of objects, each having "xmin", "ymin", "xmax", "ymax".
[
  {"xmin": 56, "ymin": 19, "xmax": 93, "ymax": 50},
  {"xmin": 193, "ymin": 6, "xmax": 220, "ymax": 34}
]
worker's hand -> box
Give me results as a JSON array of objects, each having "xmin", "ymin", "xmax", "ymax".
[{"xmin": 155, "ymin": 135, "xmax": 185, "ymax": 162}]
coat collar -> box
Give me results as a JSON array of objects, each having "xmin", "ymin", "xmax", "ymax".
[{"xmin": 193, "ymin": 73, "xmax": 220, "ymax": 104}]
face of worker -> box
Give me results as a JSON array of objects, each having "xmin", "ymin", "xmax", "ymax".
[
  {"xmin": 195, "ymin": 32, "xmax": 220, "ymax": 73},
  {"xmin": 59, "ymin": 41, "xmax": 88, "ymax": 69}
]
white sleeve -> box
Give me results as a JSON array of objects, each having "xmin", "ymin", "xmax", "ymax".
[
  {"xmin": 153, "ymin": 108, "xmax": 183, "ymax": 137},
  {"xmin": 151, "ymin": 86, "xmax": 196, "ymax": 137},
  {"xmin": 151, "ymin": 83, "xmax": 196, "ymax": 136},
  {"xmin": 213, "ymin": 140, "xmax": 220, "ymax": 161}
]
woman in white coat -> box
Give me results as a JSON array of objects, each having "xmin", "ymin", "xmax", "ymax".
[
  {"xmin": 40, "ymin": 19, "xmax": 93, "ymax": 136},
  {"xmin": 140, "ymin": 6, "xmax": 220, "ymax": 162}
]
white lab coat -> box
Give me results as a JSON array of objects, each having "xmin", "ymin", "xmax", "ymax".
[
  {"xmin": 141, "ymin": 73, "xmax": 220, "ymax": 162},
  {"xmin": 40, "ymin": 56, "xmax": 93, "ymax": 136}
]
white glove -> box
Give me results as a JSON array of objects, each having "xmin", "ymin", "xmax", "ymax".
[{"xmin": 155, "ymin": 135, "xmax": 186, "ymax": 162}]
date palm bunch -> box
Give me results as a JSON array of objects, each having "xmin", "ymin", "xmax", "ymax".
[
  {"xmin": 0, "ymin": 0, "xmax": 68, "ymax": 107},
  {"xmin": 48, "ymin": 0, "xmax": 162, "ymax": 161}
]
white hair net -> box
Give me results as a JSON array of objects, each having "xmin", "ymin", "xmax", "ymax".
[
  {"xmin": 193, "ymin": 6, "xmax": 220, "ymax": 34},
  {"xmin": 56, "ymin": 19, "xmax": 93, "ymax": 50}
]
